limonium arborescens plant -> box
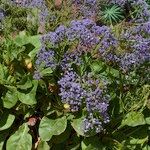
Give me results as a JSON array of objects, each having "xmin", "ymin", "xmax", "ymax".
[{"xmin": 0, "ymin": 0, "xmax": 149, "ymax": 149}]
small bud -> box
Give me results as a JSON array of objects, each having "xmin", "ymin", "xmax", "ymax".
[
  {"xmin": 64, "ymin": 103, "xmax": 70, "ymax": 109},
  {"xmin": 27, "ymin": 116, "xmax": 38, "ymax": 126},
  {"xmin": 48, "ymin": 83, "xmax": 58, "ymax": 93},
  {"xmin": 54, "ymin": 0, "xmax": 62, "ymax": 10},
  {"xmin": 25, "ymin": 58, "xmax": 32, "ymax": 69}
]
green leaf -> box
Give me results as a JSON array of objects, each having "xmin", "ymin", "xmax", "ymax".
[
  {"xmin": 0, "ymin": 112, "xmax": 15, "ymax": 131},
  {"xmin": 28, "ymin": 46, "xmax": 40, "ymax": 60},
  {"xmin": 2, "ymin": 86, "xmax": 18, "ymax": 108},
  {"xmin": 81, "ymin": 136, "xmax": 106, "ymax": 150},
  {"xmin": 37, "ymin": 141, "xmax": 51, "ymax": 150},
  {"xmin": 14, "ymin": 31, "xmax": 41, "ymax": 59},
  {"xmin": 121, "ymin": 111, "xmax": 146, "ymax": 127},
  {"xmin": 17, "ymin": 76, "xmax": 32, "ymax": 90},
  {"xmin": 14, "ymin": 31, "xmax": 29, "ymax": 46},
  {"xmin": 0, "ymin": 130, "xmax": 9, "ymax": 150},
  {"xmin": 108, "ymin": 68, "xmax": 119, "ymax": 78},
  {"xmin": 28, "ymin": 35, "xmax": 41, "ymax": 59},
  {"xmin": 91, "ymin": 61, "xmax": 104, "ymax": 73},
  {"xmin": 40, "ymin": 68, "xmax": 53, "ymax": 77},
  {"xmin": 128, "ymin": 126, "xmax": 148, "ymax": 145},
  {"xmin": 0, "ymin": 141, "xmax": 3, "ymax": 150},
  {"xmin": 52, "ymin": 125, "xmax": 71, "ymax": 144},
  {"xmin": 71, "ymin": 117, "xmax": 85, "ymax": 136},
  {"xmin": 145, "ymin": 117, "xmax": 150, "ymax": 125},
  {"xmin": 6, "ymin": 124, "xmax": 32, "ymax": 150},
  {"xmin": 0, "ymin": 64, "xmax": 8, "ymax": 84},
  {"xmin": 17, "ymin": 80, "xmax": 38, "ymax": 105},
  {"xmin": 101, "ymin": 5, "xmax": 124, "ymax": 24},
  {"xmin": 142, "ymin": 145, "xmax": 150, "ymax": 150},
  {"xmin": 72, "ymin": 115, "xmax": 100, "ymax": 137},
  {"xmin": 129, "ymin": 137, "xmax": 148, "ymax": 145},
  {"xmin": 39, "ymin": 116, "xmax": 67, "ymax": 141}
]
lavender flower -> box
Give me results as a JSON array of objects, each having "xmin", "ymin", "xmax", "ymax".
[
  {"xmin": 84, "ymin": 0, "xmax": 97, "ymax": 6},
  {"xmin": 86, "ymin": 87, "xmax": 109, "ymax": 113},
  {"xmin": 33, "ymin": 46, "xmax": 57, "ymax": 80},
  {"xmin": 12, "ymin": 0, "xmax": 46, "ymax": 8},
  {"xmin": 0, "ymin": 11, "xmax": 4, "ymax": 21},
  {"xmin": 33, "ymin": 70, "xmax": 42, "ymax": 80},
  {"xmin": 58, "ymin": 71, "xmax": 85, "ymax": 112},
  {"xmin": 39, "ymin": 9, "xmax": 49, "ymax": 23},
  {"xmin": 131, "ymin": 0, "xmax": 150, "ymax": 22},
  {"xmin": 133, "ymin": 21, "xmax": 150, "ymax": 34},
  {"xmin": 83, "ymin": 74, "xmax": 110, "ymax": 130},
  {"xmin": 58, "ymin": 71, "xmax": 110, "ymax": 133},
  {"xmin": 120, "ymin": 48, "xmax": 150, "ymax": 71},
  {"xmin": 41, "ymin": 25, "xmax": 66, "ymax": 45},
  {"xmin": 94, "ymin": 25, "xmax": 119, "ymax": 63},
  {"xmin": 61, "ymin": 51, "xmax": 83, "ymax": 71},
  {"xmin": 35, "ymin": 46, "xmax": 56, "ymax": 69},
  {"xmin": 72, "ymin": 0, "xmax": 97, "ymax": 19},
  {"xmin": 55, "ymin": 25, "xmax": 66, "ymax": 41},
  {"xmin": 119, "ymin": 22, "xmax": 150, "ymax": 71},
  {"xmin": 12, "ymin": 0, "xmax": 48, "ymax": 22},
  {"xmin": 110, "ymin": 0, "xmax": 127, "ymax": 7},
  {"xmin": 66, "ymin": 19, "xmax": 99, "ymax": 47},
  {"xmin": 83, "ymin": 113, "xmax": 103, "ymax": 133}
]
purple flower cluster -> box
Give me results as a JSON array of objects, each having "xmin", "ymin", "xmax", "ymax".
[
  {"xmin": 0, "ymin": 11, "xmax": 4, "ymax": 21},
  {"xmin": 120, "ymin": 45, "xmax": 150, "ymax": 72},
  {"xmin": 41, "ymin": 18, "xmax": 104, "ymax": 49},
  {"xmin": 40, "ymin": 18, "xmax": 121, "ymax": 70},
  {"xmin": 72, "ymin": 0, "xmax": 97, "ymax": 19},
  {"xmin": 35, "ymin": 46, "xmax": 56, "ymax": 69},
  {"xmin": 133, "ymin": 21, "xmax": 150, "ymax": 34},
  {"xmin": 96, "ymin": 26, "xmax": 119, "ymax": 63},
  {"xmin": 110, "ymin": 0, "xmax": 127, "ymax": 7},
  {"xmin": 83, "ymin": 113, "xmax": 103, "ymax": 133},
  {"xmin": 11, "ymin": 0, "xmax": 46, "ymax": 8},
  {"xmin": 85, "ymin": 85, "xmax": 109, "ymax": 114},
  {"xmin": 131, "ymin": 0, "xmax": 150, "ymax": 22},
  {"xmin": 61, "ymin": 51, "xmax": 83, "ymax": 71},
  {"xmin": 33, "ymin": 70, "xmax": 42, "ymax": 80},
  {"xmin": 34, "ymin": 25, "xmax": 67, "ymax": 79},
  {"xmin": 58, "ymin": 71, "xmax": 110, "ymax": 133},
  {"xmin": 41, "ymin": 25, "xmax": 66, "ymax": 46},
  {"xmin": 108, "ymin": 0, "xmax": 150, "ymax": 22},
  {"xmin": 11, "ymin": 0, "xmax": 48, "ymax": 22},
  {"xmin": 59, "ymin": 19, "xmax": 120, "ymax": 71},
  {"xmin": 83, "ymin": 75, "xmax": 110, "ymax": 133},
  {"xmin": 66, "ymin": 19, "xmax": 99, "ymax": 47},
  {"xmin": 58, "ymin": 71, "xmax": 85, "ymax": 112},
  {"xmin": 33, "ymin": 46, "xmax": 57, "ymax": 80},
  {"xmin": 119, "ymin": 22, "xmax": 150, "ymax": 71}
]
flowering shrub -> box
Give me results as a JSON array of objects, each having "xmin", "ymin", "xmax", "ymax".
[{"xmin": 0, "ymin": 0, "xmax": 150, "ymax": 149}]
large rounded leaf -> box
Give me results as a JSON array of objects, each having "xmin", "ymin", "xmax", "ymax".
[
  {"xmin": 15, "ymin": 31, "xmax": 41, "ymax": 59},
  {"xmin": 37, "ymin": 141, "xmax": 51, "ymax": 150},
  {"xmin": 17, "ymin": 80, "xmax": 38, "ymax": 105},
  {"xmin": 145, "ymin": 117, "xmax": 150, "ymax": 125},
  {"xmin": 0, "ymin": 130, "xmax": 8, "ymax": 150},
  {"xmin": 39, "ymin": 116, "xmax": 67, "ymax": 141},
  {"xmin": 71, "ymin": 117, "xmax": 97, "ymax": 137},
  {"xmin": 0, "ymin": 112, "xmax": 15, "ymax": 131},
  {"xmin": 6, "ymin": 124, "xmax": 32, "ymax": 150},
  {"xmin": 81, "ymin": 136, "xmax": 106, "ymax": 150},
  {"xmin": 71, "ymin": 117, "xmax": 85, "ymax": 136},
  {"xmin": 2, "ymin": 86, "xmax": 18, "ymax": 109},
  {"xmin": 121, "ymin": 112, "xmax": 146, "ymax": 127}
]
